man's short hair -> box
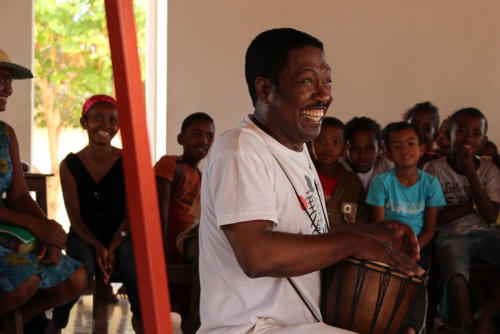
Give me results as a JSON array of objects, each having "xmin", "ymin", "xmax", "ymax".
[
  {"xmin": 181, "ymin": 112, "xmax": 214, "ymax": 134},
  {"xmin": 449, "ymin": 107, "xmax": 488, "ymax": 135},
  {"xmin": 245, "ymin": 28, "xmax": 324, "ymax": 107}
]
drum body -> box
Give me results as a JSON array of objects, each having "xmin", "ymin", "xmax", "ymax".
[{"xmin": 321, "ymin": 257, "xmax": 425, "ymax": 334}]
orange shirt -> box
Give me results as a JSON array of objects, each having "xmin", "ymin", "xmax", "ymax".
[{"xmin": 154, "ymin": 155, "xmax": 201, "ymax": 256}]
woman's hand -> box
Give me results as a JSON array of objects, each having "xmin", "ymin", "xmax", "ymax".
[
  {"xmin": 96, "ymin": 245, "xmax": 112, "ymax": 283},
  {"xmin": 106, "ymin": 250, "xmax": 116, "ymax": 284},
  {"xmin": 30, "ymin": 218, "xmax": 67, "ymax": 249},
  {"xmin": 37, "ymin": 244, "xmax": 62, "ymax": 266}
]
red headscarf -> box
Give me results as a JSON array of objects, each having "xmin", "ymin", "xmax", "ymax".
[{"xmin": 82, "ymin": 94, "xmax": 117, "ymax": 117}]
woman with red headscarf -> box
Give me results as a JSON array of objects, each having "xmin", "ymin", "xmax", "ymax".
[{"xmin": 47, "ymin": 95, "xmax": 142, "ymax": 333}]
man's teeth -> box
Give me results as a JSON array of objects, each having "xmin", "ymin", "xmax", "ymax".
[
  {"xmin": 302, "ymin": 110, "xmax": 324, "ymax": 122},
  {"xmin": 98, "ymin": 131, "xmax": 110, "ymax": 137}
]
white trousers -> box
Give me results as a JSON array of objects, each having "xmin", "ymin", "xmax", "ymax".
[{"xmin": 249, "ymin": 318, "xmax": 357, "ymax": 334}]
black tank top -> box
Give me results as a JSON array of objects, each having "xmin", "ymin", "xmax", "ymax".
[{"xmin": 65, "ymin": 153, "xmax": 125, "ymax": 246}]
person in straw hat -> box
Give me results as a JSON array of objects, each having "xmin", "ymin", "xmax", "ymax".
[{"xmin": 0, "ymin": 48, "xmax": 87, "ymax": 332}]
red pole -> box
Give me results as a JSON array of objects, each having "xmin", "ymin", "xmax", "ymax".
[{"xmin": 103, "ymin": 1, "xmax": 173, "ymax": 333}]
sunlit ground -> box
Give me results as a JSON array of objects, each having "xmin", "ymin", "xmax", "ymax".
[{"xmin": 52, "ymin": 284, "xmax": 182, "ymax": 334}]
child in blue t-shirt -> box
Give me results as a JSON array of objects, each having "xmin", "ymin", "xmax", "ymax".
[
  {"xmin": 366, "ymin": 122, "xmax": 445, "ymax": 250},
  {"xmin": 366, "ymin": 122, "xmax": 446, "ymax": 334},
  {"xmin": 366, "ymin": 122, "xmax": 446, "ymax": 333}
]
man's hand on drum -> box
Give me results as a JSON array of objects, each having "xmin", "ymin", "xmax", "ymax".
[
  {"xmin": 353, "ymin": 232, "xmax": 424, "ymax": 278},
  {"xmin": 371, "ymin": 220, "xmax": 420, "ymax": 262},
  {"xmin": 331, "ymin": 220, "xmax": 420, "ymax": 261}
]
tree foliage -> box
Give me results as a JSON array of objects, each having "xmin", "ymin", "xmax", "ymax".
[
  {"xmin": 34, "ymin": 0, "xmax": 146, "ymax": 128},
  {"xmin": 33, "ymin": 0, "xmax": 146, "ymax": 218}
]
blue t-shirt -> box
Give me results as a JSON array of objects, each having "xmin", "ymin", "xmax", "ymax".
[{"xmin": 365, "ymin": 169, "xmax": 446, "ymax": 235}]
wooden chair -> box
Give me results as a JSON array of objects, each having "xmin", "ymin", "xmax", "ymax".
[
  {"xmin": 93, "ymin": 270, "xmax": 122, "ymax": 334},
  {"xmin": 24, "ymin": 173, "xmax": 52, "ymax": 214},
  {"xmin": 2, "ymin": 309, "xmax": 23, "ymax": 334}
]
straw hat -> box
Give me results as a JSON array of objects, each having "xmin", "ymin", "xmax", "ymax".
[{"xmin": 0, "ymin": 48, "xmax": 33, "ymax": 79}]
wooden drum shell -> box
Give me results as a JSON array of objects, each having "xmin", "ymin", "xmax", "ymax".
[{"xmin": 321, "ymin": 257, "xmax": 426, "ymax": 334}]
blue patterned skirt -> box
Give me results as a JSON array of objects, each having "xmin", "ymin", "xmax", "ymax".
[{"xmin": 0, "ymin": 243, "xmax": 82, "ymax": 295}]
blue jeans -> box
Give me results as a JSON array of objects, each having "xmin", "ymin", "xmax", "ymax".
[
  {"xmin": 436, "ymin": 229, "xmax": 500, "ymax": 283},
  {"xmin": 51, "ymin": 232, "xmax": 141, "ymax": 328}
]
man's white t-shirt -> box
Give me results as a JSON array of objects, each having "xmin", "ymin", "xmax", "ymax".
[{"xmin": 198, "ymin": 116, "xmax": 330, "ymax": 334}]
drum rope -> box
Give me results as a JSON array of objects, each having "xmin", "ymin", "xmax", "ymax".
[
  {"xmin": 369, "ymin": 269, "xmax": 391, "ymax": 334},
  {"xmin": 383, "ymin": 278, "xmax": 411, "ymax": 334},
  {"xmin": 348, "ymin": 264, "xmax": 367, "ymax": 330}
]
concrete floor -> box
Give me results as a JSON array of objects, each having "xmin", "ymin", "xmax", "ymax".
[{"xmin": 58, "ymin": 288, "xmax": 182, "ymax": 334}]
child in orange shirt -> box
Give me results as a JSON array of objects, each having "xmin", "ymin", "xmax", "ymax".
[{"xmin": 155, "ymin": 112, "xmax": 214, "ymax": 259}]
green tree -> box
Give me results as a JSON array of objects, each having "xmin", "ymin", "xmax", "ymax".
[{"xmin": 34, "ymin": 0, "xmax": 146, "ymax": 216}]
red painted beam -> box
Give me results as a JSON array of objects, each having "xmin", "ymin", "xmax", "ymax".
[{"xmin": 104, "ymin": 1, "xmax": 173, "ymax": 333}]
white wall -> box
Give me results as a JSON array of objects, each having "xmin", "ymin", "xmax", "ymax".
[
  {"xmin": 167, "ymin": 0, "xmax": 500, "ymax": 155},
  {"xmin": 0, "ymin": 1, "xmax": 34, "ymax": 165}
]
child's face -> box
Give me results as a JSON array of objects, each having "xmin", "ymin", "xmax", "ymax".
[
  {"xmin": 435, "ymin": 120, "xmax": 451, "ymax": 154},
  {"xmin": 81, "ymin": 102, "xmax": 119, "ymax": 146},
  {"xmin": 408, "ymin": 109, "xmax": 435, "ymax": 151},
  {"xmin": 312, "ymin": 125, "xmax": 345, "ymax": 165},
  {"xmin": 347, "ymin": 130, "xmax": 379, "ymax": 173},
  {"xmin": 179, "ymin": 119, "xmax": 215, "ymax": 161},
  {"xmin": 387, "ymin": 128, "xmax": 423, "ymax": 169},
  {"xmin": 450, "ymin": 114, "xmax": 486, "ymax": 156}
]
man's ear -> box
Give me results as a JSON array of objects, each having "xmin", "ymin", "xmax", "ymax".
[
  {"xmin": 177, "ymin": 133, "xmax": 184, "ymax": 146},
  {"xmin": 255, "ymin": 77, "xmax": 274, "ymax": 105}
]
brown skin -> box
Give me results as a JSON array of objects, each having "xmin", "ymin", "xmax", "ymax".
[
  {"xmin": 312, "ymin": 124, "xmax": 345, "ymax": 178},
  {"xmin": 252, "ymin": 46, "xmax": 332, "ymax": 151},
  {"xmin": 0, "ymin": 67, "xmax": 87, "ymax": 319},
  {"xmin": 0, "ymin": 67, "xmax": 13, "ymax": 112},
  {"xmin": 223, "ymin": 46, "xmax": 423, "ymax": 280},
  {"xmin": 435, "ymin": 118, "xmax": 451, "ymax": 157},
  {"xmin": 439, "ymin": 114, "xmax": 499, "ymax": 225},
  {"xmin": 407, "ymin": 109, "xmax": 436, "ymax": 153},
  {"xmin": 347, "ymin": 130, "xmax": 380, "ymax": 173},
  {"xmin": 156, "ymin": 119, "xmax": 214, "ymax": 257},
  {"xmin": 373, "ymin": 128, "xmax": 437, "ymax": 249},
  {"xmin": 439, "ymin": 113, "xmax": 500, "ymax": 333},
  {"xmin": 61, "ymin": 102, "xmax": 128, "ymax": 283}
]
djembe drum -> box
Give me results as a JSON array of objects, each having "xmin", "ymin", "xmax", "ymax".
[{"xmin": 321, "ymin": 257, "xmax": 426, "ymax": 334}]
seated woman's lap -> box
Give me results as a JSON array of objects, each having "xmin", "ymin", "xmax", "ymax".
[
  {"xmin": 66, "ymin": 232, "xmax": 96, "ymax": 281},
  {"xmin": 0, "ymin": 243, "xmax": 82, "ymax": 296}
]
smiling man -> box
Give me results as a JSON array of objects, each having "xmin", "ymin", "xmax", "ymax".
[{"xmin": 198, "ymin": 28, "xmax": 423, "ymax": 334}]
